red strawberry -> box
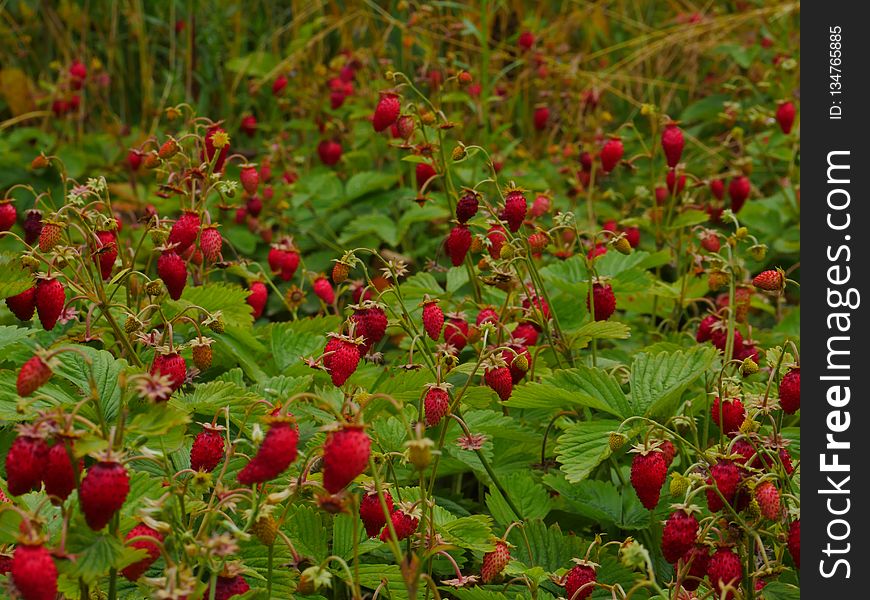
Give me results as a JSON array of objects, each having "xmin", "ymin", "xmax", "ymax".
[
  {"xmin": 168, "ymin": 211, "xmax": 200, "ymax": 252},
  {"xmin": 666, "ymin": 168, "xmax": 686, "ymax": 195},
  {"xmin": 157, "ymin": 252, "xmax": 187, "ymax": 300},
  {"xmin": 323, "ymin": 335, "xmax": 361, "ymax": 386},
  {"xmin": 706, "ymin": 460, "xmax": 741, "ymax": 512},
  {"xmin": 485, "ymin": 365, "xmax": 513, "ymax": 401},
  {"xmin": 318, "ymin": 139, "xmax": 343, "ymax": 166},
  {"xmin": 696, "ymin": 315, "xmax": 718, "ymax": 343},
  {"xmin": 238, "ymin": 416, "xmax": 299, "ymax": 485},
  {"xmin": 424, "ymin": 384, "xmax": 450, "ymax": 427},
  {"xmin": 150, "ymin": 352, "xmax": 187, "ymax": 394},
  {"xmin": 416, "ymin": 162, "xmax": 437, "ymax": 191},
  {"xmin": 246, "ymin": 195, "xmax": 263, "ymax": 217},
  {"xmin": 701, "ymin": 232, "xmax": 720, "ymax": 253},
  {"xmin": 38, "ymin": 223, "xmax": 62, "ymax": 252},
  {"xmin": 421, "ymin": 299, "xmax": 444, "ymax": 340},
  {"xmin": 69, "ymin": 59, "xmax": 87, "ymax": 81},
  {"xmin": 313, "ymin": 276, "xmax": 335, "ymax": 305},
  {"xmin": 240, "ymin": 114, "xmax": 257, "ymax": 137},
  {"xmin": 351, "ymin": 303, "xmax": 388, "ymax": 355},
  {"xmin": 788, "ymin": 520, "xmax": 800, "ymax": 568},
  {"xmin": 530, "ymin": 194, "xmax": 551, "ymax": 218},
  {"xmin": 779, "ymin": 368, "xmax": 800, "ymax": 414},
  {"xmin": 564, "ymin": 562, "xmax": 597, "ymax": 600},
  {"xmin": 503, "ymin": 345, "xmax": 531, "ymax": 383},
  {"xmin": 661, "ymin": 123, "xmax": 685, "ymax": 168},
  {"xmin": 481, "ymin": 540, "xmax": 511, "ymax": 583},
  {"xmin": 487, "ymin": 224, "xmax": 507, "ymax": 259},
  {"xmin": 121, "ymin": 524, "xmax": 164, "ymax": 581},
  {"xmin": 268, "ymin": 247, "xmax": 300, "ymax": 281},
  {"xmin": 43, "ymin": 441, "xmax": 79, "ymax": 502},
  {"xmin": 730, "ymin": 439, "xmax": 758, "ymax": 466},
  {"xmin": 754, "ymin": 481, "xmax": 780, "ymax": 520},
  {"xmin": 456, "ymin": 190, "xmax": 480, "ymax": 223},
  {"xmin": 373, "ymin": 92, "xmax": 401, "ymax": 132},
  {"xmin": 710, "ymin": 178, "xmax": 725, "ymax": 200},
  {"xmin": 711, "ymin": 397, "xmax": 745, "ymax": 437},
  {"xmin": 23, "ymin": 210, "xmax": 43, "ymax": 245},
  {"xmin": 240, "ymin": 165, "xmax": 259, "ymax": 194},
  {"xmin": 203, "ymin": 126, "xmax": 229, "ymax": 172},
  {"xmin": 600, "ymin": 137, "xmax": 623, "ymax": 173},
  {"xmin": 512, "ymin": 322, "xmax": 540, "ymax": 346},
  {"xmin": 16, "ymin": 355, "xmax": 52, "ymax": 396},
  {"xmin": 360, "ymin": 490, "xmax": 394, "ymax": 537},
  {"xmin": 199, "ymin": 226, "xmax": 222, "ymax": 263},
  {"xmin": 446, "ymin": 225, "xmax": 472, "ymax": 266},
  {"xmin": 396, "ymin": 115, "xmax": 414, "ymax": 139},
  {"xmin": 776, "ymin": 101, "xmax": 796, "ymax": 134},
  {"xmin": 659, "ymin": 439, "xmax": 677, "ymax": 467},
  {"xmin": 533, "ymin": 106, "xmax": 549, "ymax": 130},
  {"xmin": 579, "ymin": 151, "xmax": 593, "ymax": 172},
  {"xmin": 476, "ymin": 307, "xmax": 499, "ymax": 326},
  {"xmin": 93, "ymin": 230, "xmax": 118, "ymax": 280},
  {"xmin": 190, "ymin": 425, "xmax": 225, "ymax": 472},
  {"xmin": 6, "ymin": 286, "xmax": 36, "ymax": 321},
  {"xmin": 35, "ymin": 277, "xmax": 65, "ymax": 331},
  {"xmin": 662, "ymin": 509, "xmax": 699, "ymax": 563},
  {"xmin": 679, "ymin": 545, "xmax": 709, "ymax": 592},
  {"xmin": 443, "ymin": 314, "xmax": 469, "ymax": 352},
  {"xmin": 729, "ymin": 176, "xmax": 751, "ymax": 213},
  {"xmin": 587, "ymin": 244, "xmax": 607, "ymax": 259},
  {"xmin": 126, "ymin": 150, "xmax": 143, "ymax": 171},
  {"xmin": 80, "ymin": 461, "xmax": 130, "ymax": 530},
  {"xmin": 503, "ymin": 188, "xmax": 527, "ymax": 232},
  {"xmin": 586, "ymin": 283, "xmax": 616, "ymax": 321},
  {"xmin": 12, "ymin": 543, "xmax": 57, "ymax": 600},
  {"xmin": 272, "ymin": 74, "xmax": 289, "ymax": 96},
  {"xmin": 623, "ymin": 226, "xmax": 640, "ymax": 248},
  {"xmin": 5, "ymin": 433, "xmax": 48, "ymax": 495},
  {"xmin": 322, "ymin": 424, "xmax": 371, "ymax": 493},
  {"xmin": 752, "ymin": 269, "xmax": 784, "ymax": 292},
  {"xmin": 211, "ymin": 575, "xmax": 250, "ymax": 600},
  {"xmin": 247, "ymin": 281, "xmax": 268, "ymax": 319},
  {"xmin": 518, "ymin": 31, "xmax": 535, "ymax": 51},
  {"xmin": 0, "ymin": 200, "xmax": 17, "ymax": 231},
  {"xmin": 707, "ymin": 547, "xmax": 742, "ymax": 600},
  {"xmin": 379, "ymin": 506, "xmax": 419, "ymax": 541},
  {"xmin": 630, "ymin": 450, "xmax": 667, "ymax": 510}
]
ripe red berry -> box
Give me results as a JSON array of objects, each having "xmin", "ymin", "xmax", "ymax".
[
  {"xmin": 310, "ymin": 276, "xmax": 334, "ymax": 305},
  {"xmin": 38, "ymin": 223, "xmax": 62, "ymax": 252},
  {"xmin": 456, "ymin": 190, "xmax": 480, "ymax": 223},
  {"xmin": 373, "ymin": 92, "xmax": 401, "ymax": 132},
  {"xmin": 268, "ymin": 247, "xmax": 301, "ymax": 281},
  {"xmin": 787, "ymin": 520, "xmax": 800, "ymax": 568},
  {"xmin": 23, "ymin": 210, "xmax": 43, "ymax": 245},
  {"xmin": 126, "ymin": 150, "xmax": 143, "ymax": 171},
  {"xmin": 707, "ymin": 547, "xmax": 742, "ymax": 600},
  {"xmin": 238, "ymin": 417, "xmax": 299, "ymax": 485},
  {"xmin": 666, "ymin": 168, "xmax": 686, "ymax": 194},
  {"xmin": 318, "ymin": 139, "xmax": 343, "ymax": 166},
  {"xmin": 359, "ymin": 490, "xmax": 394, "ymax": 537},
  {"xmin": 661, "ymin": 123, "xmax": 685, "ymax": 168},
  {"xmin": 600, "ymin": 137, "xmax": 623, "ymax": 173},
  {"xmin": 487, "ymin": 224, "xmax": 507, "ymax": 259},
  {"xmin": 240, "ymin": 114, "xmax": 257, "ymax": 137},
  {"xmin": 485, "ymin": 365, "xmax": 513, "ymax": 401},
  {"xmin": 35, "ymin": 277, "xmax": 65, "ymax": 331},
  {"xmin": 121, "ymin": 524, "xmax": 164, "ymax": 581},
  {"xmin": 630, "ymin": 451, "xmax": 667, "ymax": 510},
  {"xmin": 587, "ymin": 283, "xmax": 616, "ymax": 321},
  {"xmin": 752, "ymin": 269, "xmax": 784, "ymax": 292},
  {"xmin": 421, "ymin": 300, "xmax": 444, "ymax": 341},
  {"xmin": 203, "ymin": 126, "xmax": 229, "ymax": 172},
  {"xmin": 272, "ymin": 74, "xmax": 288, "ymax": 96},
  {"xmin": 416, "ymin": 162, "xmax": 437, "ymax": 191},
  {"xmin": 706, "ymin": 460, "xmax": 741, "ymax": 512},
  {"xmin": 658, "ymin": 439, "xmax": 676, "ymax": 468},
  {"xmin": 424, "ymin": 385, "xmax": 450, "ymax": 427},
  {"xmin": 446, "ymin": 225, "xmax": 472, "ymax": 266},
  {"xmin": 564, "ymin": 562, "xmax": 597, "ymax": 600},
  {"xmin": 190, "ymin": 426, "xmax": 225, "ymax": 472},
  {"xmin": 80, "ymin": 461, "xmax": 130, "ymax": 530},
  {"xmin": 12, "ymin": 543, "xmax": 57, "ymax": 600},
  {"xmin": 518, "ymin": 31, "xmax": 535, "ymax": 51},
  {"xmin": 379, "ymin": 507, "xmax": 419, "ymax": 541},
  {"xmin": 503, "ymin": 345, "xmax": 531, "ymax": 384},
  {"xmin": 5, "ymin": 434, "xmax": 48, "ymax": 496},
  {"xmin": 150, "ymin": 352, "xmax": 187, "ymax": 394},
  {"xmin": 443, "ymin": 315, "xmax": 469, "ymax": 352},
  {"xmin": 323, "ymin": 336, "xmax": 361, "ymax": 386},
  {"xmin": 211, "ymin": 575, "xmax": 250, "ymax": 600},
  {"xmin": 239, "ymin": 165, "xmax": 260, "ymax": 195},
  {"xmin": 16, "ymin": 355, "xmax": 52, "ymax": 397},
  {"xmin": 711, "ymin": 397, "xmax": 746, "ymax": 437},
  {"xmin": 157, "ymin": 252, "xmax": 187, "ymax": 300},
  {"xmin": 351, "ymin": 304, "xmax": 388, "ymax": 355},
  {"xmin": 695, "ymin": 315, "xmax": 719, "ymax": 343},
  {"xmin": 701, "ymin": 232, "xmax": 720, "ymax": 253},
  {"xmin": 322, "ymin": 424, "xmax": 371, "ymax": 493},
  {"xmin": 43, "ymin": 441, "xmax": 80, "ymax": 502},
  {"xmin": 728, "ymin": 176, "xmax": 751, "ymax": 213},
  {"xmin": 0, "ymin": 200, "xmax": 15, "ymax": 233},
  {"xmin": 710, "ymin": 178, "xmax": 725, "ymax": 200},
  {"xmin": 776, "ymin": 101, "xmax": 796, "ymax": 134},
  {"xmin": 168, "ymin": 211, "xmax": 200, "ymax": 253},
  {"xmin": 679, "ymin": 545, "xmax": 709, "ymax": 592},
  {"xmin": 533, "ymin": 106, "xmax": 550, "ymax": 131},
  {"xmin": 778, "ymin": 368, "xmax": 800, "ymax": 414},
  {"xmin": 512, "ymin": 322, "xmax": 540, "ymax": 346},
  {"xmin": 199, "ymin": 226, "xmax": 223, "ymax": 263},
  {"xmin": 662, "ymin": 509, "xmax": 699, "ymax": 563},
  {"xmin": 503, "ymin": 189, "xmax": 527, "ymax": 232},
  {"xmin": 476, "ymin": 307, "xmax": 499, "ymax": 326},
  {"xmin": 93, "ymin": 230, "xmax": 118, "ymax": 280},
  {"xmin": 247, "ymin": 281, "xmax": 268, "ymax": 319},
  {"xmin": 481, "ymin": 540, "xmax": 511, "ymax": 583},
  {"xmin": 754, "ymin": 481, "xmax": 781, "ymax": 520}
]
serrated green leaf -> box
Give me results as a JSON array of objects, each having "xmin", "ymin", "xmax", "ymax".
[
  {"xmin": 486, "ymin": 473, "xmax": 551, "ymax": 525},
  {"xmin": 505, "ymin": 367, "xmax": 628, "ymax": 419},
  {"xmin": 0, "ymin": 252, "xmax": 34, "ymax": 299},
  {"xmin": 628, "ymin": 347, "xmax": 716, "ymax": 417},
  {"xmin": 167, "ymin": 282, "xmax": 253, "ymax": 328},
  {"xmin": 441, "ymin": 514, "xmax": 495, "ymax": 552},
  {"xmin": 554, "ymin": 419, "xmax": 621, "ymax": 483},
  {"xmin": 345, "ymin": 171, "xmax": 399, "ymax": 201}
]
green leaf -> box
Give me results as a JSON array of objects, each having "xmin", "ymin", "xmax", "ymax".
[
  {"xmin": 0, "ymin": 252, "xmax": 34, "ymax": 299},
  {"xmin": 354, "ymin": 564, "xmax": 408, "ymax": 600},
  {"xmin": 667, "ymin": 209, "xmax": 709, "ymax": 230},
  {"xmin": 760, "ymin": 582, "xmax": 801, "ymax": 600},
  {"xmin": 0, "ymin": 325, "xmax": 33, "ymax": 353},
  {"xmin": 554, "ymin": 419, "xmax": 621, "ymax": 483},
  {"xmin": 338, "ymin": 213, "xmax": 399, "ymax": 246},
  {"xmin": 628, "ymin": 346, "xmax": 716, "ymax": 417},
  {"xmin": 333, "ymin": 513, "xmax": 381, "ymax": 560},
  {"xmin": 507, "ymin": 519, "xmax": 584, "ymax": 571},
  {"xmin": 178, "ymin": 380, "xmax": 266, "ymax": 426},
  {"xmin": 486, "ymin": 473, "xmax": 551, "ymax": 525},
  {"xmin": 505, "ymin": 367, "xmax": 629, "ymax": 419},
  {"xmin": 345, "ymin": 171, "xmax": 399, "ymax": 201},
  {"xmin": 64, "ymin": 531, "xmax": 138, "ymax": 584},
  {"xmin": 543, "ymin": 474, "xmax": 651, "ymax": 530},
  {"xmin": 283, "ymin": 505, "xmax": 329, "ymax": 562},
  {"xmin": 167, "ymin": 282, "xmax": 253, "ymax": 328},
  {"xmin": 268, "ymin": 316, "xmax": 340, "ymax": 372},
  {"xmin": 54, "ymin": 347, "xmax": 128, "ymax": 422},
  {"xmin": 441, "ymin": 514, "xmax": 496, "ymax": 552},
  {"xmin": 225, "ymin": 51, "xmax": 281, "ymax": 77}
]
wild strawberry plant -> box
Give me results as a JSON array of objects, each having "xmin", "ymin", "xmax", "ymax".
[{"xmin": 0, "ymin": 3, "xmax": 799, "ymax": 600}]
